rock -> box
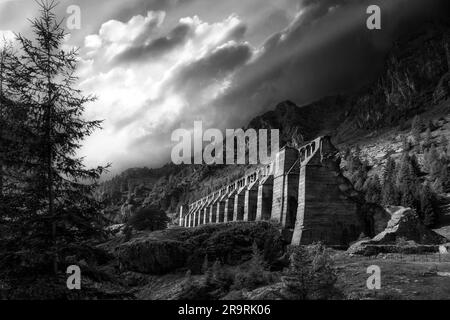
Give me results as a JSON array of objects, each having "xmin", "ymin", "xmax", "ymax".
[
  {"xmin": 106, "ymin": 224, "xmax": 126, "ymax": 236},
  {"xmin": 115, "ymin": 239, "xmax": 189, "ymax": 274},
  {"xmin": 372, "ymin": 207, "xmax": 448, "ymax": 245},
  {"xmin": 244, "ymin": 283, "xmax": 285, "ymax": 300},
  {"xmin": 433, "ymin": 72, "xmax": 450, "ymax": 104},
  {"xmin": 112, "ymin": 221, "xmax": 285, "ymax": 275},
  {"xmin": 120, "ymin": 203, "xmax": 135, "ymax": 221},
  {"xmin": 64, "ymin": 255, "xmax": 77, "ymax": 264},
  {"xmin": 347, "ymin": 240, "xmax": 374, "ymax": 255},
  {"xmin": 437, "ymin": 272, "xmax": 450, "ymax": 277},
  {"xmin": 221, "ymin": 290, "xmax": 246, "ymax": 300},
  {"xmin": 347, "ymin": 207, "xmax": 449, "ymax": 255},
  {"xmin": 120, "ymin": 271, "xmax": 150, "ymax": 287}
]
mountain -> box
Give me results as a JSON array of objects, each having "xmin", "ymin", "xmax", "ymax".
[{"xmin": 98, "ymin": 21, "xmax": 450, "ymax": 226}]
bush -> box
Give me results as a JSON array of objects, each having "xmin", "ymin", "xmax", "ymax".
[
  {"xmin": 211, "ymin": 260, "xmax": 234, "ymax": 288},
  {"xmin": 395, "ymin": 237, "xmax": 410, "ymax": 247},
  {"xmin": 232, "ymin": 242, "xmax": 274, "ymax": 291},
  {"xmin": 179, "ymin": 260, "xmax": 234, "ymax": 300},
  {"xmin": 127, "ymin": 206, "xmax": 169, "ymax": 231},
  {"xmin": 282, "ymin": 243, "xmax": 339, "ymax": 300}
]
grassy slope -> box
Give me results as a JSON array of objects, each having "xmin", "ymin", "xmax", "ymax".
[{"xmin": 333, "ymin": 251, "xmax": 450, "ymax": 300}]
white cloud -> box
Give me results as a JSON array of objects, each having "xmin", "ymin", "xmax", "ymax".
[
  {"xmin": 98, "ymin": 11, "xmax": 166, "ymax": 44},
  {"xmin": 77, "ymin": 11, "xmax": 253, "ymax": 173},
  {"xmin": 84, "ymin": 35, "xmax": 102, "ymax": 49},
  {"xmin": 0, "ymin": 30, "xmax": 15, "ymax": 46}
]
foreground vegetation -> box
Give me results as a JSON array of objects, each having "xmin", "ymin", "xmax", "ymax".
[{"xmin": 0, "ymin": 1, "xmax": 108, "ymax": 295}]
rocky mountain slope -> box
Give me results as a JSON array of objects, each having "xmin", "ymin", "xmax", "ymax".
[{"xmin": 98, "ymin": 21, "xmax": 450, "ymax": 225}]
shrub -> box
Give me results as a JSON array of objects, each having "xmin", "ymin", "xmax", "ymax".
[
  {"xmin": 232, "ymin": 242, "xmax": 274, "ymax": 291},
  {"xmin": 395, "ymin": 237, "xmax": 409, "ymax": 247},
  {"xmin": 127, "ymin": 206, "xmax": 169, "ymax": 231},
  {"xmin": 211, "ymin": 260, "xmax": 234, "ymax": 288},
  {"xmin": 282, "ymin": 243, "xmax": 339, "ymax": 300}
]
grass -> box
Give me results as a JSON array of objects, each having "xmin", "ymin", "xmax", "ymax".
[{"xmin": 333, "ymin": 251, "xmax": 450, "ymax": 300}]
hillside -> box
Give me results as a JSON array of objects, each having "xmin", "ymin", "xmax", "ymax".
[{"xmin": 98, "ymin": 21, "xmax": 450, "ymax": 225}]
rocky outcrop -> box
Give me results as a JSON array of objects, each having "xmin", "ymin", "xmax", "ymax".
[
  {"xmin": 243, "ymin": 283, "xmax": 285, "ymax": 300},
  {"xmin": 373, "ymin": 207, "xmax": 448, "ymax": 245},
  {"xmin": 116, "ymin": 238, "xmax": 190, "ymax": 274},
  {"xmin": 348, "ymin": 207, "xmax": 449, "ymax": 255},
  {"xmin": 113, "ymin": 222, "xmax": 285, "ymax": 275},
  {"xmin": 433, "ymin": 72, "xmax": 450, "ymax": 104}
]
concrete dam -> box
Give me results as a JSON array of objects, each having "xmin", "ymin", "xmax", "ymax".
[{"xmin": 179, "ymin": 136, "xmax": 375, "ymax": 246}]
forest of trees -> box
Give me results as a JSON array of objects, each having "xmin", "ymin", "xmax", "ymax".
[
  {"xmin": 0, "ymin": 1, "xmax": 108, "ymax": 281},
  {"xmin": 344, "ymin": 115, "xmax": 450, "ymax": 227}
]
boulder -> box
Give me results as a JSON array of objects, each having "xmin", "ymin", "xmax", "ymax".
[
  {"xmin": 372, "ymin": 207, "xmax": 448, "ymax": 245},
  {"xmin": 347, "ymin": 207, "xmax": 449, "ymax": 255},
  {"xmin": 347, "ymin": 240, "xmax": 373, "ymax": 255},
  {"xmin": 244, "ymin": 283, "xmax": 285, "ymax": 300},
  {"xmin": 439, "ymin": 245, "xmax": 448, "ymax": 254}
]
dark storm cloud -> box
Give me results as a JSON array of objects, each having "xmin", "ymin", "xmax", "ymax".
[
  {"xmin": 111, "ymin": 0, "xmax": 450, "ymax": 170},
  {"xmin": 114, "ymin": 17, "xmax": 248, "ymax": 66},
  {"xmin": 226, "ymin": 23, "xmax": 247, "ymax": 41},
  {"xmin": 115, "ymin": 21, "xmax": 193, "ymax": 64},
  {"xmin": 72, "ymin": 0, "xmax": 449, "ymax": 173},
  {"xmin": 198, "ymin": 0, "xmax": 450, "ymax": 130},
  {"xmin": 172, "ymin": 42, "xmax": 253, "ymax": 93}
]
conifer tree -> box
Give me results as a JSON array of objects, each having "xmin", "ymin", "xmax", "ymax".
[
  {"xmin": 382, "ymin": 157, "xmax": 398, "ymax": 206},
  {"xmin": 441, "ymin": 135, "xmax": 449, "ymax": 155},
  {"xmin": 420, "ymin": 184, "xmax": 437, "ymax": 227},
  {"xmin": 364, "ymin": 174, "xmax": 382, "ymax": 203},
  {"xmin": 0, "ymin": 42, "xmax": 31, "ymax": 223},
  {"xmin": 2, "ymin": 1, "xmax": 108, "ymax": 273},
  {"xmin": 0, "ymin": 43, "xmax": 12, "ymax": 199},
  {"xmin": 401, "ymin": 135, "xmax": 412, "ymax": 152},
  {"xmin": 396, "ymin": 153, "xmax": 417, "ymax": 208},
  {"xmin": 410, "ymin": 115, "xmax": 422, "ymax": 146},
  {"xmin": 423, "ymin": 128, "xmax": 433, "ymax": 150}
]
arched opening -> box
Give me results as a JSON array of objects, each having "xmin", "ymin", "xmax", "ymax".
[{"xmin": 300, "ymin": 149, "xmax": 306, "ymax": 162}]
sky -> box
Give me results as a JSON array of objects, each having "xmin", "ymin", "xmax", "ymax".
[{"xmin": 0, "ymin": 0, "xmax": 448, "ymax": 175}]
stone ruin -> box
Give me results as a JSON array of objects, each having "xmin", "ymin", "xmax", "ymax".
[{"xmin": 180, "ymin": 136, "xmax": 390, "ymax": 246}]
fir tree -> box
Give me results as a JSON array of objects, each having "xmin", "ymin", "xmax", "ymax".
[
  {"xmin": 382, "ymin": 157, "xmax": 398, "ymax": 206},
  {"xmin": 396, "ymin": 153, "xmax": 417, "ymax": 208},
  {"xmin": 364, "ymin": 174, "xmax": 382, "ymax": 203},
  {"xmin": 202, "ymin": 255, "xmax": 214, "ymax": 285},
  {"xmin": 347, "ymin": 145, "xmax": 362, "ymax": 173},
  {"xmin": 0, "ymin": 43, "xmax": 13, "ymax": 200},
  {"xmin": 420, "ymin": 184, "xmax": 437, "ymax": 227},
  {"xmin": 2, "ymin": 1, "xmax": 108, "ymax": 274},
  {"xmin": 282, "ymin": 244, "xmax": 337, "ymax": 300},
  {"xmin": 441, "ymin": 135, "xmax": 449, "ymax": 155},
  {"xmin": 0, "ymin": 42, "xmax": 30, "ymax": 217},
  {"xmin": 425, "ymin": 144, "xmax": 440, "ymax": 174},
  {"xmin": 401, "ymin": 135, "xmax": 412, "ymax": 152},
  {"xmin": 410, "ymin": 115, "xmax": 422, "ymax": 146},
  {"xmin": 352, "ymin": 160, "xmax": 369, "ymax": 192},
  {"xmin": 423, "ymin": 128, "xmax": 433, "ymax": 150}
]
